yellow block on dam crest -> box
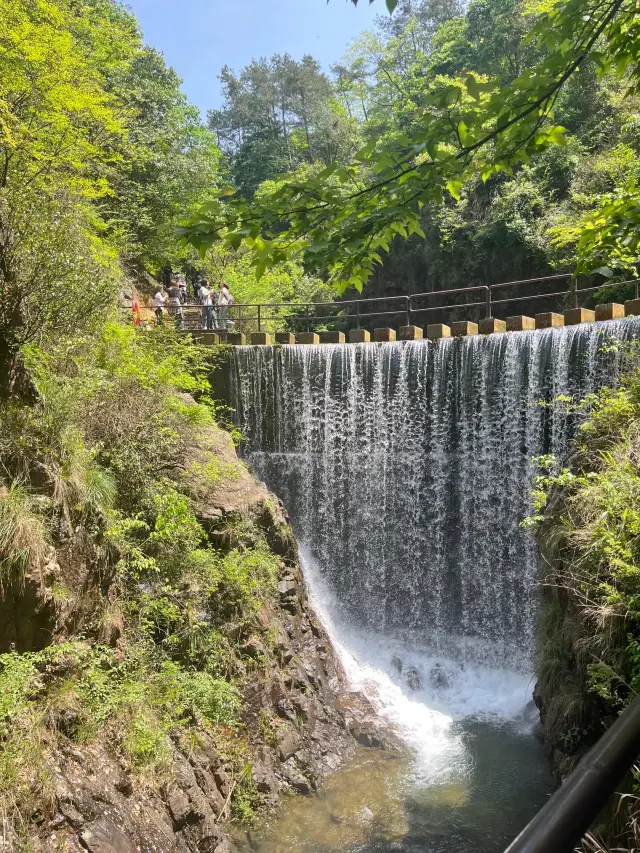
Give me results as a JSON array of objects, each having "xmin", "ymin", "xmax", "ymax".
[
  {"xmin": 535, "ymin": 312, "xmax": 564, "ymax": 329},
  {"xmin": 479, "ymin": 318, "xmax": 506, "ymax": 334},
  {"xmin": 320, "ymin": 331, "xmax": 346, "ymax": 344},
  {"xmin": 250, "ymin": 332, "xmax": 271, "ymax": 345},
  {"xmin": 595, "ymin": 303, "xmax": 625, "ymax": 321},
  {"xmin": 427, "ymin": 324, "xmax": 451, "ymax": 340},
  {"xmin": 625, "ymin": 298, "xmax": 640, "ymax": 316},
  {"xmin": 399, "ymin": 325, "xmax": 423, "ymax": 340},
  {"xmin": 374, "ymin": 328, "xmax": 396, "ymax": 342},
  {"xmin": 451, "ymin": 321, "xmax": 479, "ymax": 337},
  {"xmin": 275, "ymin": 332, "xmax": 296, "ymax": 344},
  {"xmin": 349, "ymin": 329, "xmax": 371, "ymax": 343},
  {"xmin": 564, "ymin": 308, "xmax": 595, "ymax": 325},
  {"xmin": 506, "ymin": 315, "xmax": 536, "ymax": 332}
]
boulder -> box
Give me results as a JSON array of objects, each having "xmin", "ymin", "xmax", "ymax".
[
  {"xmin": 282, "ymin": 761, "xmax": 312, "ymax": 794},
  {"xmin": 350, "ymin": 723, "xmax": 387, "ymax": 749},
  {"xmin": 277, "ymin": 727, "xmax": 303, "ymax": 762},
  {"xmin": 79, "ymin": 817, "xmax": 138, "ymax": 853}
]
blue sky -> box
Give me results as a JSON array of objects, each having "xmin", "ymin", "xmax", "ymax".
[{"xmin": 126, "ymin": 0, "xmax": 381, "ymax": 116}]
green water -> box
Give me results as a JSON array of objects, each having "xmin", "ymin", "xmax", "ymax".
[{"xmin": 235, "ymin": 720, "xmax": 554, "ymax": 853}]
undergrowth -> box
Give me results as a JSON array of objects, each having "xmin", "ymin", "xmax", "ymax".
[
  {"xmin": 528, "ymin": 340, "xmax": 640, "ymax": 851},
  {"xmin": 0, "ymin": 319, "xmax": 283, "ymax": 840}
]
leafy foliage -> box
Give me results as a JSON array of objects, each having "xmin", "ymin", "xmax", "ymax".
[
  {"xmin": 182, "ymin": 0, "xmax": 640, "ymax": 292},
  {"xmin": 530, "ymin": 344, "xmax": 640, "ymax": 846},
  {"xmin": 0, "ymin": 0, "xmax": 222, "ymax": 391},
  {"xmin": 0, "ymin": 318, "xmax": 292, "ymax": 835}
]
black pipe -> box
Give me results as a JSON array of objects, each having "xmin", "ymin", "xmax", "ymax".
[{"xmin": 504, "ymin": 693, "xmax": 640, "ymax": 853}]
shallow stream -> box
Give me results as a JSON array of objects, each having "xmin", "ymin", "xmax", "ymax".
[
  {"xmin": 236, "ymin": 730, "xmax": 552, "ymax": 853},
  {"xmin": 234, "ymin": 554, "xmax": 555, "ymax": 853}
]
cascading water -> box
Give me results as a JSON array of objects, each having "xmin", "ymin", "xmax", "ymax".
[{"xmin": 229, "ymin": 319, "xmax": 640, "ymax": 853}]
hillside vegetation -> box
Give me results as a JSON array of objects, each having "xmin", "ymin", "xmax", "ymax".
[
  {"xmin": 0, "ymin": 321, "xmax": 352, "ymax": 852},
  {"xmin": 237, "ymin": 0, "xmax": 635, "ymax": 291},
  {"xmin": 184, "ymin": 0, "xmax": 640, "ymax": 293},
  {"xmin": 531, "ymin": 343, "xmax": 640, "ymax": 851}
]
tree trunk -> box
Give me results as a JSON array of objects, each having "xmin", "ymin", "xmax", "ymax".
[
  {"xmin": 0, "ymin": 334, "xmax": 18, "ymax": 401},
  {"xmin": 281, "ymin": 104, "xmax": 293, "ymax": 168}
]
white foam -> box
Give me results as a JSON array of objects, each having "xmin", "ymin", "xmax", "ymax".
[{"xmin": 300, "ymin": 548, "xmax": 534, "ymax": 780}]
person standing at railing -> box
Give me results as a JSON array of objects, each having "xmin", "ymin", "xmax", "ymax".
[
  {"xmin": 152, "ymin": 286, "xmax": 166, "ymax": 324},
  {"xmin": 217, "ymin": 281, "xmax": 233, "ymax": 330},
  {"xmin": 178, "ymin": 274, "xmax": 188, "ymax": 303},
  {"xmin": 199, "ymin": 279, "xmax": 214, "ymax": 330},
  {"xmin": 168, "ymin": 279, "xmax": 184, "ymax": 330}
]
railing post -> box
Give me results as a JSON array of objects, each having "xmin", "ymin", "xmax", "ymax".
[
  {"xmin": 485, "ymin": 287, "xmax": 492, "ymax": 319},
  {"xmin": 356, "ymin": 300, "xmax": 360, "ymax": 330},
  {"xmin": 636, "ymin": 279, "xmax": 639, "ymax": 300},
  {"xmin": 570, "ymin": 275, "xmax": 578, "ymax": 309},
  {"xmin": 257, "ymin": 304, "xmax": 261, "ymax": 333},
  {"xmin": 405, "ymin": 296, "xmax": 410, "ymax": 328},
  {"xmin": 306, "ymin": 304, "xmax": 311, "ymax": 333}
]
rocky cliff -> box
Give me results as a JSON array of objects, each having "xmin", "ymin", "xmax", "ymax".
[{"xmin": 0, "ymin": 416, "xmax": 356, "ymax": 853}]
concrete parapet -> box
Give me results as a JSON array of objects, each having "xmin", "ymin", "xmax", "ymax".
[
  {"xmin": 564, "ymin": 308, "xmax": 595, "ymax": 326},
  {"xmin": 226, "ymin": 332, "xmax": 246, "ymax": 346},
  {"xmin": 625, "ymin": 298, "xmax": 640, "ymax": 316},
  {"xmin": 202, "ymin": 332, "xmax": 220, "ymax": 345},
  {"xmin": 297, "ymin": 332, "xmax": 320, "ymax": 344},
  {"xmin": 399, "ymin": 325, "xmax": 423, "ymax": 340},
  {"xmin": 506, "ymin": 315, "xmax": 535, "ymax": 332},
  {"xmin": 349, "ymin": 329, "xmax": 371, "ymax": 343},
  {"xmin": 535, "ymin": 312, "xmax": 564, "ymax": 329},
  {"xmin": 595, "ymin": 302, "xmax": 624, "ymax": 321},
  {"xmin": 479, "ymin": 318, "xmax": 507, "ymax": 334},
  {"xmin": 427, "ymin": 324, "xmax": 451, "ymax": 340},
  {"xmin": 374, "ymin": 328, "xmax": 396, "ymax": 342},
  {"xmin": 320, "ymin": 331, "xmax": 346, "ymax": 344},
  {"xmin": 451, "ymin": 321, "xmax": 478, "ymax": 337},
  {"xmin": 275, "ymin": 332, "xmax": 295, "ymax": 345},
  {"xmin": 250, "ymin": 332, "xmax": 271, "ymax": 345}
]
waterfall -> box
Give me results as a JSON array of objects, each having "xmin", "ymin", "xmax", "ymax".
[{"xmin": 228, "ymin": 320, "xmax": 640, "ymax": 682}]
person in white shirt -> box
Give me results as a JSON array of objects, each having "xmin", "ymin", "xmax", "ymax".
[
  {"xmin": 217, "ymin": 281, "xmax": 233, "ymax": 330},
  {"xmin": 199, "ymin": 280, "xmax": 214, "ymax": 330},
  {"xmin": 152, "ymin": 287, "xmax": 166, "ymax": 324}
]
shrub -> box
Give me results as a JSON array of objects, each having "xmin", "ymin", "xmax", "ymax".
[{"xmin": 532, "ymin": 344, "xmax": 640, "ymax": 849}]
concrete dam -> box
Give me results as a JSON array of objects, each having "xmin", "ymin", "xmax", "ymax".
[{"xmin": 227, "ymin": 317, "xmax": 640, "ymax": 852}]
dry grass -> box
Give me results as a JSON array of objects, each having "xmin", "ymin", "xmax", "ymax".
[{"xmin": 0, "ymin": 483, "xmax": 48, "ymax": 590}]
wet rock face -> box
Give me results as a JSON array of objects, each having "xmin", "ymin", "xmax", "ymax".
[
  {"xmin": 27, "ymin": 459, "xmax": 356, "ymax": 853},
  {"xmin": 9, "ymin": 416, "xmax": 402, "ymax": 853}
]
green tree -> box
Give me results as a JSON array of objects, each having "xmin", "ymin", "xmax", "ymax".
[
  {"xmin": 183, "ymin": 0, "xmax": 640, "ymax": 290},
  {"xmin": 103, "ymin": 45, "xmax": 222, "ymax": 274},
  {"xmin": 0, "ymin": 0, "xmax": 223, "ymax": 389},
  {"xmin": 208, "ymin": 54, "xmax": 353, "ymax": 196},
  {"xmin": 0, "ymin": 0, "xmax": 130, "ymax": 390}
]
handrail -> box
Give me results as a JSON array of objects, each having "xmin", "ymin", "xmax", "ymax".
[
  {"xmin": 133, "ymin": 274, "xmax": 640, "ymax": 333},
  {"xmin": 409, "ymin": 285, "xmax": 491, "ymax": 318},
  {"xmin": 489, "ymin": 272, "xmax": 573, "ymax": 290},
  {"xmin": 504, "ymin": 693, "xmax": 640, "ymax": 853}
]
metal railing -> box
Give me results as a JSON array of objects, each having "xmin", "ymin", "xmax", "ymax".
[
  {"xmin": 131, "ymin": 274, "xmax": 640, "ymax": 335},
  {"xmin": 503, "ymin": 693, "xmax": 640, "ymax": 853}
]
